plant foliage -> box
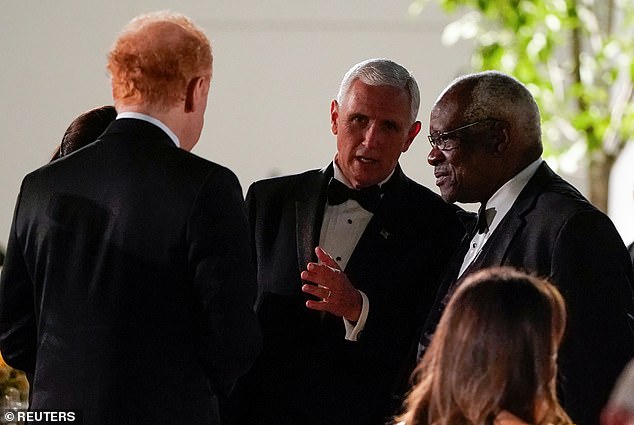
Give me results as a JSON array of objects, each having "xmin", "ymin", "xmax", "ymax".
[{"xmin": 411, "ymin": 0, "xmax": 634, "ymax": 209}]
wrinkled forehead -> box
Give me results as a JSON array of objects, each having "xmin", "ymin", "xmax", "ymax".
[
  {"xmin": 430, "ymin": 96, "xmax": 463, "ymax": 130},
  {"xmin": 430, "ymin": 83, "xmax": 475, "ymax": 129}
]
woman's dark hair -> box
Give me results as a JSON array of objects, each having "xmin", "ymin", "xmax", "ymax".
[{"xmin": 52, "ymin": 105, "xmax": 117, "ymax": 160}]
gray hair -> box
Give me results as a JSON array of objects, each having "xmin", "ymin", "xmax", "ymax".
[
  {"xmin": 449, "ymin": 71, "xmax": 542, "ymax": 156},
  {"xmin": 336, "ymin": 58, "xmax": 420, "ymax": 123}
]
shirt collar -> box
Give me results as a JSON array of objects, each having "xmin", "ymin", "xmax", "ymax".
[
  {"xmin": 483, "ymin": 158, "xmax": 543, "ymax": 233},
  {"xmin": 116, "ymin": 112, "xmax": 180, "ymax": 148}
]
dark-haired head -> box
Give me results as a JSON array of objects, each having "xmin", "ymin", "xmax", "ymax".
[{"xmin": 52, "ymin": 106, "xmax": 117, "ymax": 161}]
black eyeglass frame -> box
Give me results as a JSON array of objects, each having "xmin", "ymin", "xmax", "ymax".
[{"xmin": 428, "ymin": 118, "xmax": 498, "ymax": 150}]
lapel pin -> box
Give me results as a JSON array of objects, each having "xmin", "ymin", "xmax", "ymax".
[{"xmin": 380, "ymin": 229, "xmax": 390, "ymax": 239}]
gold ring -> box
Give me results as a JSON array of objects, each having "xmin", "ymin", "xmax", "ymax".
[{"xmin": 326, "ymin": 290, "xmax": 332, "ymax": 300}]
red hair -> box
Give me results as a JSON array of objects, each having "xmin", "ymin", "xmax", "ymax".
[{"xmin": 107, "ymin": 11, "xmax": 212, "ymax": 110}]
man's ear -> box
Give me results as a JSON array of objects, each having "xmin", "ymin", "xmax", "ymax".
[
  {"xmin": 491, "ymin": 120, "xmax": 510, "ymax": 155},
  {"xmin": 402, "ymin": 121, "xmax": 422, "ymax": 153},
  {"xmin": 330, "ymin": 100, "xmax": 339, "ymax": 135},
  {"xmin": 184, "ymin": 76, "xmax": 205, "ymax": 113}
]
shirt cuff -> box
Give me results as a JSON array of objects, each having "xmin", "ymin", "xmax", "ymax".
[{"xmin": 343, "ymin": 290, "xmax": 369, "ymax": 341}]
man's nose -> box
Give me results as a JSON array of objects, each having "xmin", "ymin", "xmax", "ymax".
[
  {"xmin": 362, "ymin": 122, "xmax": 381, "ymax": 148},
  {"xmin": 427, "ymin": 146, "xmax": 445, "ymax": 166}
]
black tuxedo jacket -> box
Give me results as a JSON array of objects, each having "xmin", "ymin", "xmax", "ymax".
[
  {"xmin": 0, "ymin": 118, "xmax": 261, "ymax": 425},
  {"xmin": 422, "ymin": 162, "xmax": 634, "ymax": 425},
  {"xmin": 224, "ymin": 164, "xmax": 464, "ymax": 425}
]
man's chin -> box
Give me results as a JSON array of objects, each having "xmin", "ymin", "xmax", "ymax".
[
  {"xmin": 439, "ymin": 189, "xmax": 456, "ymax": 204},
  {"xmin": 348, "ymin": 172, "xmax": 386, "ymax": 189}
]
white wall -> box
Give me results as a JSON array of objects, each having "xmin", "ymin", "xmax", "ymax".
[{"xmin": 0, "ymin": 0, "xmax": 473, "ymax": 249}]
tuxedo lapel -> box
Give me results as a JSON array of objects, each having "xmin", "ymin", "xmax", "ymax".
[
  {"xmin": 295, "ymin": 166, "xmax": 331, "ymax": 272},
  {"xmin": 471, "ymin": 163, "xmax": 553, "ymax": 269},
  {"xmin": 471, "ymin": 211, "xmax": 523, "ymax": 269}
]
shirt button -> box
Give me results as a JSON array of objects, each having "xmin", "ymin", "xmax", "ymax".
[
  {"xmin": 347, "ymin": 219, "xmax": 353, "ymax": 224},
  {"xmin": 472, "ymin": 243, "xmax": 477, "ymax": 248},
  {"xmin": 336, "ymin": 256, "xmax": 342, "ymax": 261}
]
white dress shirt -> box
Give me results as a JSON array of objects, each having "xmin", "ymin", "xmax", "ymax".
[
  {"xmin": 459, "ymin": 158, "xmax": 543, "ymax": 277},
  {"xmin": 116, "ymin": 112, "xmax": 180, "ymax": 148},
  {"xmin": 319, "ymin": 162, "xmax": 394, "ymax": 341}
]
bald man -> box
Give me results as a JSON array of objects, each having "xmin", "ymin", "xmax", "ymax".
[{"xmin": 0, "ymin": 12, "xmax": 260, "ymax": 424}]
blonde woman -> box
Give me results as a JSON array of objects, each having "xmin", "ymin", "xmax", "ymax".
[{"xmin": 396, "ymin": 267, "xmax": 572, "ymax": 425}]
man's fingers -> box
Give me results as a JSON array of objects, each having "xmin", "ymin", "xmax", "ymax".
[
  {"xmin": 301, "ymin": 283, "xmax": 330, "ymax": 300},
  {"xmin": 303, "ymin": 284, "xmax": 335, "ymax": 314},
  {"xmin": 305, "ymin": 299, "xmax": 330, "ymax": 311},
  {"xmin": 315, "ymin": 246, "xmax": 341, "ymax": 270},
  {"xmin": 301, "ymin": 261, "xmax": 339, "ymax": 285},
  {"xmin": 300, "ymin": 267, "xmax": 321, "ymax": 284}
]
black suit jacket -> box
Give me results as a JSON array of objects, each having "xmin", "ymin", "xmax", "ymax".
[
  {"xmin": 0, "ymin": 118, "xmax": 261, "ymax": 425},
  {"xmin": 422, "ymin": 162, "xmax": 634, "ymax": 425},
  {"xmin": 223, "ymin": 164, "xmax": 464, "ymax": 425}
]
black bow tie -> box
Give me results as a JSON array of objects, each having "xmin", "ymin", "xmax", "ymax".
[
  {"xmin": 327, "ymin": 178, "xmax": 382, "ymax": 213},
  {"xmin": 472, "ymin": 202, "xmax": 496, "ymax": 237}
]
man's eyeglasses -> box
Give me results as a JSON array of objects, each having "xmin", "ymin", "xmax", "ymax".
[{"xmin": 428, "ymin": 118, "xmax": 497, "ymax": 151}]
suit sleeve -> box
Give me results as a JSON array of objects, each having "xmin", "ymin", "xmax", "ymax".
[
  {"xmin": 551, "ymin": 210, "xmax": 634, "ymax": 425},
  {"xmin": 187, "ymin": 167, "xmax": 261, "ymax": 397},
  {"xmin": 0, "ymin": 187, "xmax": 37, "ymax": 376}
]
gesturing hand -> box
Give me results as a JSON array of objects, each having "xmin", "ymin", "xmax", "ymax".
[{"xmin": 301, "ymin": 246, "xmax": 363, "ymax": 322}]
